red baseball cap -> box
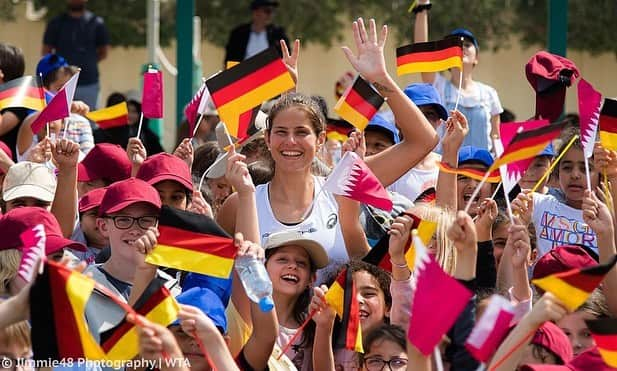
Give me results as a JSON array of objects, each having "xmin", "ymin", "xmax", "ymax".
[
  {"xmin": 533, "ymin": 245, "xmax": 598, "ymax": 280},
  {"xmin": 78, "ymin": 187, "xmax": 107, "ymax": 213},
  {"xmin": 98, "ymin": 178, "xmax": 161, "ymax": 216},
  {"xmin": 526, "ymin": 51, "xmax": 580, "ymax": 122},
  {"xmin": 519, "ymin": 346, "xmax": 615, "ymax": 370},
  {"xmin": 136, "ymin": 153, "xmax": 193, "ymax": 193},
  {"xmin": 77, "ymin": 144, "xmax": 131, "ymax": 183},
  {"xmin": 0, "ymin": 207, "xmax": 86, "ymax": 254}
]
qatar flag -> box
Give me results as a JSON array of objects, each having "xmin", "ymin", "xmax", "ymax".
[
  {"xmin": 465, "ymin": 294, "xmax": 515, "ymax": 363},
  {"xmin": 31, "ymin": 72, "xmax": 79, "ymax": 133},
  {"xmin": 322, "ymin": 151, "xmax": 393, "ymax": 211},
  {"xmin": 17, "ymin": 224, "xmax": 46, "ymax": 283}
]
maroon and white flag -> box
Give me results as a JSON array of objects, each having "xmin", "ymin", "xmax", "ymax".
[
  {"xmin": 465, "ymin": 294, "xmax": 515, "ymax": 363},
  {"xmin": 18, "ymin": 224, "xmax": 46, "ymax": 283},
  {"xmin": 323, "ymin": 151, "xmax": 393, "ymax": 211}
]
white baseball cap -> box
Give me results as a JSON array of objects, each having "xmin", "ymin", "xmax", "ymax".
[
  {"xmin": 264, "ymin": 230, "xmax": 329, "ymax": 269},
  {"xmin": 3, "ymin": 162, "xmax": 57, "ymax": 202}
]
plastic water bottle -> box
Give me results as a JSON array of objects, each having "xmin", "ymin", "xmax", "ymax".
[{"xmin": 235, "ymin": 255, "xmax": 274, "ymax": 312}]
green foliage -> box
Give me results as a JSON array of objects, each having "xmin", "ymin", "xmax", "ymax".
[{"xmin": 2, "ymin": 0, "xmax": 615, "ymax": 56}]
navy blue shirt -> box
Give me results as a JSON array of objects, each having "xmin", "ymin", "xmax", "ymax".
[{"xmin": 43, "ymin": 11, "xmax": 110, "ymax": 85}]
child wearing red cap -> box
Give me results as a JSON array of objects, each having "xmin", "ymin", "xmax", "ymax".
[
  {"xmin": 83, "ymin": 178, "xmax": 179, "ymax": 341},
  {"xmin": 136, "ymin": 152, "xmax": 193, "ymax": 210},
  {"xmin": 77, "ymin": 143, "xmax": 131, "ymax": 197},
  {"xmin": 71, "ymin": 187, "xmax": 108, "ymax": 264}
]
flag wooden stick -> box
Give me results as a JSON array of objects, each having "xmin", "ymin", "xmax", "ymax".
[
  {"xmin": 530, "ymin": 135, "xmax": 579, "ymax": 194},
  {"xmin": 434, "ymin": 347, "xmax": 444, "ymax": 371},
  {"xmin": 503, "ymin": 186, "xmax": 515, "ymax": 224},
  {"xmin": 475, "ymin": 363, "xmax": 486, "ymax": 371},
  {"xmin": 463, "ymin": 170, "xmax": 491, "ymax": 215},
  {"xmin": 198, "ymin": 153, "xmax": 228, "ymax": 192},
  {"xmin": 453, "ymin": 65, "xmax": 464, "ymax": 113},
  {"xmin": 193, "ymin": 330, "xmax": 217, "ymax": 371},
  {"xmin": 62, "ymin": 118, "xmax": 68, "ymax": 140},
  {"xmin": 136, "ymin": 112, "xmax": 144, "ymax": 139},
  {"xmin": 490, "ymin": 182, "xmax": 502, "ymax": 200},
  {"xmin": 584, "ymin": 155, "xmax": 592, "ymax": 191},
  {"xmin": 277, "ymin": 309, "xmax": 317, "ymax": 360},
  {"xmin": 191, "ymin": 113, "xmax": 205, "ymax": 138},
  {"xmin": 604, "ymin": 169, "xmax": 614, "ymax": 213},
  {"xmin": 488, "ymin": 329, "xmax": 535, "ymax": 371}
]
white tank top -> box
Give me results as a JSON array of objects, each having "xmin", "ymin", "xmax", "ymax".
[{"xmin": 255, "ymin": 176, "xmax": 349, "ymax": 272}]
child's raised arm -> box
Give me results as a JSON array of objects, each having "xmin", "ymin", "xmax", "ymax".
[
  {"xmin": 341, "ymin": 18, "xmax": 439, "ymax": 187},
  {"xmin": 582, "ymin": 189, "xmax": 617, "ymax": 316},
  {"xmin": 311, "ymin": 285, "xmax": 336, "ymax": 371}
]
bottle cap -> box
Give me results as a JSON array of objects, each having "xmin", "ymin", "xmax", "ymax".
[{"xmin": 258, "ymin": 296, "xmax": 274, "ymax": 312}]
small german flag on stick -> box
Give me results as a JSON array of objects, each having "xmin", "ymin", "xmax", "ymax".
[
  {"xmin": 396, "ymin": 37, "xmax": 463, "ymax": 76},
  {"xmin": 532, "ymin": 254, "xmax": 617, "ymax": 311},
  {"xmin": 206, "ymin": 47, "xmax": 295, "ymax": 139},
  {"xmin": 334, "ymin": 75, "xmax": 384, "ymax": 131},
  {"xmin": 586, "ymin": 318, "xmax": 617, "ymax": 367},
  {"xmin": 86, "ymin": 102, "xmax": 129, "ymax": 129},
  {"xmin": 0, "ymin": 75, "xmax": 46, "ymax": 111},
  {"xmin": 146, "ymin": 206, "xmax": 236, "ymax": 278},
  {"xmin": 599, "ymin": 98, "xmax": 617, "ymax": 151},
  {"xmin": 438, "ymin": 162, "xmax": 501, "ymax": 183},
  {"xmin": 326, "ymin": 268, "xmax": 363, "ymax": 352}
]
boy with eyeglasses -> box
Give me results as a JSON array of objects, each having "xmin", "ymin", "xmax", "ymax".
[{"xmin": 83, "ymin": 177, "xmax": 180, "ymax": 342}]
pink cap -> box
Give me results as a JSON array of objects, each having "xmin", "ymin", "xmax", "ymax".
[
  {"xmin": 0, "ymin": 207, "xmax": 86, "ymax": 254},
  {"xmin": 78, "ymin": 144, "xmax": 131, "ymax": 183},
  {"xmin": 531, "ymin": 321, "xmax": 573, "ymax": 365},
  {"xmin": 519, "ymin": 346, "xmax": 614, "ymax": 370},
  {"xmin": 533, "ymin": 245, "xmax": 597, "ymax": 280},
  {"xmin": 98, "ymin": 178, "xmax": 161, "ymax": 216},
  {"xmin": 136, "ymin": 153, "xmax": 193, "ymax": 193},
  {"xmin": 78, "ymin": 187, "xmax": 107, "ymax": 213}
]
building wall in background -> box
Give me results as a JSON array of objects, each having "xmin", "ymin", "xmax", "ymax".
[{"xmin": 2, "ymin": 6, "xmax": 615, "ymax": 150}]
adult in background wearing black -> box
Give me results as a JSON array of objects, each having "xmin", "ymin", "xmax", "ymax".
[
  {"xmin": 224, "ymin": 0, "xmax": 289, "ymax": 64},
  {"xmin": 0, "ymin": 43, "xmax": 27, "ymax": 161},
  {"xmin": 42, "ymin": 0, "xmax": 110, "ymax": 110},
  {"xmin": 93, "ymin": 93, "xmax": 164, "ymax": 156}
]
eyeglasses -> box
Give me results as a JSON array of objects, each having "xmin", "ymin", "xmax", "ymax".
[
  {"xmin": 106, "ymin": 215, "xmax": 158, "ymax": 230},
  {"xmin": 364, "ymin": 357, "xmax": 408, "ymax": 371}
]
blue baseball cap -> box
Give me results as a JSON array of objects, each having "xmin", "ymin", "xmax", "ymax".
[
  {"xmin": 173, "ymin": 287, "xmax": 228, "ymax": 334},
  {"xmin": 365, "ymin": 113, "xmax": 400, "ymax": 144},
  {"xmin": 449, "ymin": 28, "xmax": 479, "ymax": 51},
  {"xmin": 181, "ymin": 273, "xmax": 232, "ymax": 308},
  {"xmin": 458, "ymin": 146, "xmax": 493, "ymax": 167},
  {"xmin": 539, "ymin": 142, "xmax": 555, "ymax": 157},
  {"xmin": 403, "ymin": 83, "xmax": 448, "ymax": 121},
  {"xmin": 36, "ymin": 54, "xmax": 68, "ymax": 80}
]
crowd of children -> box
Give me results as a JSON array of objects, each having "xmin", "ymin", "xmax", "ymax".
[{"xmin": 0, "ymin": 4, "xmax": 616, "ymax": 371}]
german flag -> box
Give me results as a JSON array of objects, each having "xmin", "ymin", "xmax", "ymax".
[
  {"xmin": 86, "ymin": 102, "xmax": 129, "ymax": 129},
  {"xmin": 334, "ymin": 76, "xmax": 384, "ymax": 131},
  {"xmin": 599, "ymin": 98, "xmax": 617, "ymax": 151},
  {"xmin": 0, "ymin": 75, "xmax": 45, "ymax": 111},
  {"xmin": 325, "ymin": 268, "xmax": 363, "ymax": 353},
  {"xmin": 206, "ymin": 47, "xmax": 295, "ymax": 139},
  {"xmin": 145, "ymin": 206, "xmax": 236, "ymax": 278},
  {"xmin": 404, "ymin": 215, "xmax": 438, "ymax": 271},
  {"xmin": 489, "ymin": 120, "xmax": 567, "ymax": 173},
  {"xmin": 30, "ymin": 260, "xmax": 106, "ymax": 360},
  {"xmin": 100, "ymin": 277, "xmax": 179, "ymax": 361},
  {"xmin": 532, "ymin": 254, "xmax": 617, "ymax": 311},
  {"xmin": 362, "ymin": 212, "xmax": 436, "ymax": 273},
  {"xmin": 585, "ymin": 318, "xmax": 617, "ymax": 367},
  {"xmin": 396, "ymin": 37, "xmax": 463, "ymax": 76},
  {"xmin": 415, "ymin": 187, "xmax": 436, "ymax": 204},
  {"xmin": 327, "ymin": 118, "xmax": 354, "ymax": 143},
  {"xmin": 438, "ymin": 161, "xmax": 501, "ymax": 183}
]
